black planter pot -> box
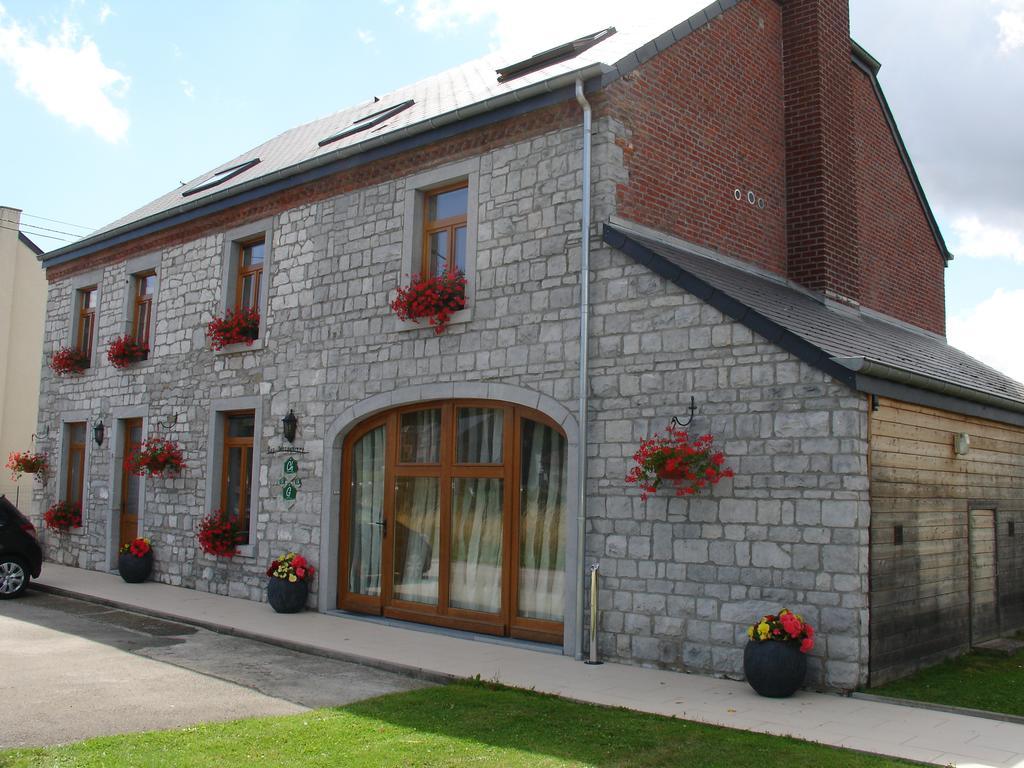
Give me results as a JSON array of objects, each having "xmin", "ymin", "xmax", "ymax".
[
  {"xmin": 267, "ymin": 577, "xmax": 308, "ymax": 613},
  {"xmin": 743, "ymin": 640, "xmax": 807, "ymax": 698},
  {"xmin": 118, "ymin": 551, "xmax": 153, "ymax": 583}
]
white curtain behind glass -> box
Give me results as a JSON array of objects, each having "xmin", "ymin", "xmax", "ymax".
[
  {"xmin": 519, "ymin": 420, "xmax": 567, "ymax": 622},
  {"xmin": 349, "ymin": 426, "xmax": 384, "ymax": 597},
  {"xmin": 450, "ymin": 477, "xmax": 503, "ymax": 613}
]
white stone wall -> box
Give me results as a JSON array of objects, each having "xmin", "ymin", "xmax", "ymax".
[{"xmin": 36, "ymin": 111, "xmax": 870, "ymax": 689}]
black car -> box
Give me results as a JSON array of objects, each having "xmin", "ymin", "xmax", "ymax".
[{"xmin": 0, "ymin": 495, "xmax": 42, "ymax": 598}]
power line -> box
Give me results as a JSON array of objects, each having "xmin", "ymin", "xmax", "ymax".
[
  {"xmin": 0, "ymin": 222, "xmax": 71, "ymax": 243},
  {"xmin": 21, "ymin": 212, "xmax": 95, "ymax": 231},
  {"xmin": 18, "ymin": 222, "xmax": 86, "ymax": 238}
]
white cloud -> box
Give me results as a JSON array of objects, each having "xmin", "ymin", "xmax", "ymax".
[
  {"xmin": 180, "ymin": 79, "xmax": 194, "ymax": 99},
  {"xmin": 98, "ymin": 4, "xmax": 113, "ymax": 24},
  {"xmin": 950, "ymin": 215, "xmax": 1024, "ymax": 263},
  {"xmin": 357, "ymin": 28, "xmax": 375, "ymax": 45},
  {"xmin": 949, "ymin": 288, "xmax": 1024, "ymax": 383},
  {"xmin": 994, "ymin": 0, "xmax": 1024, "ymax": 53},
  {"xmin": 0, "ymin": 5, "xmax": 130, "ymax": 142}
]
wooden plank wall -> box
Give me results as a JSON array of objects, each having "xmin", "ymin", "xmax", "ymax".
[{"xmin": 869, "ymin": 397, "xmax": 1024, "ymax": 685}]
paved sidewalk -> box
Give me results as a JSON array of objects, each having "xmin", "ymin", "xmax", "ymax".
[{"xmin": 30, "ymin": 563, "xmax": 1024, "ymax": 767}]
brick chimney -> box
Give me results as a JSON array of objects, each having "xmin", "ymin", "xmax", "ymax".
[{"xmin": 782, "ymin": 0, "xmax": 860, "ymax": 304}]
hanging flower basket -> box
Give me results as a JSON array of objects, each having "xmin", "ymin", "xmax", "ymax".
[
  {"xmin": 626, "ymin": 427, "xmax": 734, "ymax": 501},
  {"xmin": 49, "ymin": 346, "xmax": 90, "ymax": 376},
  {"xmin": 391, "ymin": 271, "xmax": 467, "ymax": 334},
  {"xmin": 197, "ymin": 508, "xmax": 244, "ymax": 558},
  {"xmin": 5, "ymin": 450, "xmax": 48, "ymax": 482},
  {"xmin": 107, "ymin": 334, "xmax": 149, "ymax": 368},
  {"xmin": 124, "ymin": 437, "xmax": 186, "ymax": 478},
  {"xmin": 744, "ymin": 609, "xmax": 815, "ymax": 697},
  {"xmin": 207, "ymin": 306, "xmax": 260, "ymax": 350},
  {"xmin": 44, "ymin": 501, "xmax": 82, "ymax": 532}
]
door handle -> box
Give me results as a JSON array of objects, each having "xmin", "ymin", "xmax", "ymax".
[{"xmin": 372, "ymin": 519, "xmax": 387, "ymax": 536}]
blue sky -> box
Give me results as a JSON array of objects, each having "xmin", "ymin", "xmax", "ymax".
[{"xmin": 1, "ymin": 0, "xmax": 1022, "ymax": 379}]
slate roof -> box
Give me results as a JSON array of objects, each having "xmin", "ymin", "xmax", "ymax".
[
  {"xmin": 604, "ymin": 222, "xmax": 1024, "ymax": 415},
  {"xmin": 45, "ymin": 0, "xmax": 717, "ymax": 263}
]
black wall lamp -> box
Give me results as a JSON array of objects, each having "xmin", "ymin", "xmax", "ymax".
[
  {"xmin": 282, "ymin": 410, "xmax": 298, "ymax": 444},
  {"xmin": 93, "ymin": 420, "xmax": 105, "ymax": 447}
]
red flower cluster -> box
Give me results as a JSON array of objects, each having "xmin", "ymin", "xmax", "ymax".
[
  {"xmin": 197, "ymin": 508, "xmax": 243, "ymax": 558},
  {"xmin": 107, "ymin": 334, "xmax": 149, "ymax": 368},
  {"xmin": 119, "ymin": 537, "xmax": 152, "ymax": 558},
  {"xmin": 266, "ymin": 551, "xmax": 315, "ymax": 583},
  {"xmin": 5, "ymin": 449, "xmax": 48, "ymax": 482},
  {"xmin": 390, "ymin": 271, "xmax": 467, "ymax": 334},
  {"xmin": 625, "ymin": 427, "xmax": 734, "ymax": 501},
  {"xmin": 206, "ymin": 306, "xmax": 260, "ymax": 350},
  {"xmin": 49, "ymin": 346, "xmax": 90, "ymax": 376},
  {"xmin": 44, "ymin": 500, "xmax": 82, "ymax": 531},
  {"xmin": 124, "ymin": 437, "xmax": 186, "ymax": 478},
  {"xmin": 747, "ymin": 608, "xmax": 816, "ymax": 654}
]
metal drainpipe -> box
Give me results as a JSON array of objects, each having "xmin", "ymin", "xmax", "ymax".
[{"xmin": 574, "ymin": 77, "xmax": 592, "ymax": 661}]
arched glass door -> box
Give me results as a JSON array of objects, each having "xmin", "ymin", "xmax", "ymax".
[{"xmin": 339, "ymin": 400, "xmax": 566, "ymax": 643}]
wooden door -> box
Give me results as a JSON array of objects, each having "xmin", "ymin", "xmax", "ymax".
[
  {"xmin": 968, "ymin": 509, "xmax": 999, "ymax": 644},
  {"xmin": 118, "ymin": 420, "xmax": 143, "ymax": 549}
]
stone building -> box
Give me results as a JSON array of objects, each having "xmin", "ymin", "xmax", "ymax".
[{"xmin": 34, "ymin": 0, "xmax": 1024, "ymax": 690}]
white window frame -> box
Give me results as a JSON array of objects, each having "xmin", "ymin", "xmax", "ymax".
[
  {"xmin": 204, "ymin": 395, "xmax": 263, "ymax": 558},
  {"xmin": 216, "ymin": 217, "xmax": 274, "ymax": 354},
  {"xmin": 396, "ymin": 158, "xmax": 479, "ymax": 332}
]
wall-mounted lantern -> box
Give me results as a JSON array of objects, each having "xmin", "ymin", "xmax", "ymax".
[
  {"xmin": 93, "ymin": 420, "xmax": 105, "ymax": 447},
  {"xmin": 282, "ymin": 410, "xmax": 298, "ymax": 444},
  {"xmin": 954, "ymin": 432, "xmax": 970, "ymax": 456}
]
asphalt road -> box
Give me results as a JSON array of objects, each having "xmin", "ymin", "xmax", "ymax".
[{"xmin": 0, "ymin": 590, "xmax": 431, "ymax": 748}]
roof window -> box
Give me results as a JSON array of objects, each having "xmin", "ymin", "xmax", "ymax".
[
  {"xmin": 318, "ymin": 99, "xmax": 415, "ymax": 148},
  {"xmin": 182, "ymin": 158, "xmax": 261, "ymax": 198},
  {"xmin": 496, "ymin": 27, "xmax": 615, "ymax": 83}
]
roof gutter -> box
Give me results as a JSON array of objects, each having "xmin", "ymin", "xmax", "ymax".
[
  {"xmin": 43, "ymin": 63, "xmax": 609, "ymax": 269},
  {"xmin": 831, "ymin": 356, "xmax": 1024, "ymax": 416}
]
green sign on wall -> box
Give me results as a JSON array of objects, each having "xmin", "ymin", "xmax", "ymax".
[{"xmin": 278, "ymin": 458, "xmax": 301, "ymax": 501}]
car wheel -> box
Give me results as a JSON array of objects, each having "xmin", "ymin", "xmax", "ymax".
[{"xmin": 0, "ymin": 557, "xmax": 29, "ymax": 599}]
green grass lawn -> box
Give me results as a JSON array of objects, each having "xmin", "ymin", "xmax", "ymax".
[
  {"xmin": 868, "ymin": 641, "xmax": 1024, "ymax": 717},
  {"xmin": 2, "ymin": 681, "xmax": 916, "ymax": 768}
]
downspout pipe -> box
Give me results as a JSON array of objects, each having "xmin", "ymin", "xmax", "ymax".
[{"xmin": 574, "ymin": 78, "xmax": 592, "ymax": 661}]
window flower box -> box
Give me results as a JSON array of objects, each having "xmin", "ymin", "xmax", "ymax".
[
  {"xmin": 391, "ymin": 271, "xmax": 467, "ymax": 334},
  {"xmin": 106, "ymin": 334, "xmax": 149, "ymax": 368},
  {"xmin": 124, "ymin": 437, "xmax": 185, "ymax": 478},
  {"xmin": 197, "ymin": 508, "xmax": 244, "ymax": 558},
  {"xmin": 49, "ymin": 346, "xmax": 90, "ymax": 376},
  {"xmin": 44, "ymin": 500, "xmax": 82, "ymax": 532},
  {"xmin": 207, "ymin": 306, "xmax": 260, "ymax": 350},
  {"xmin": 625, "ymin": 427, "xmax": 733, "ymax": 501}
]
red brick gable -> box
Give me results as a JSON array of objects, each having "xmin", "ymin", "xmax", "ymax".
[
  {"xmin": 607, "ymin": 0, "xmax": 788, "ymax": 276},
  {"xmin": 851, "ymin": 66, "xmax": 946, "ymax": 335}
]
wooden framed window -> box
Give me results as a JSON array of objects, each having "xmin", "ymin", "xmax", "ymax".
[
  {"xmin": 65, "ymin": 422, "xmax": 87, "ymax": 507},
  {"xmin": 236, "ymin": 239, "xmax": 264, "ymax": 312},
  {"xmin": 131, "ymin": 272, "xmax": 155, "ymax": 354},
  {"xmin": 76, "ymin": 288, "xmax": 97, "ymax": 364},
  {"xmin": 339, "ymin": 400, "xmax": 567, "ymax": 644},
  {"xmin": 422, "ymin": 184, "xmax": 468, "ymax": 278},
  {"xmin": 220, "ymin": 411, "xmax": 255, "ymax": 545}
]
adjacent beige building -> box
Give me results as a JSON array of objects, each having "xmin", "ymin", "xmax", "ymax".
[{"xmin": 0, "ymin": 206, "xmax": 47, "ymax": 509}]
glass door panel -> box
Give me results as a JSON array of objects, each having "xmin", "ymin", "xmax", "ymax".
[
  {"xmin": 393, "ymin": 476, "xmax": 440, "ymax": 604},
  {"xmin": 517, "ymin": 420, "xmax": 567, "ymax": 622},
  {"xmin": 399, "ymin": 409, "xmax": 441, "ymax": 463},
  {"xmin": 349, "ymin": 426, "xmax": 385, "ymax": 598},
  {"xmin": 450, "ymin": 477, "xmax": 503, "ymax": 613},
  {"xmin": 456, "ymin": 407, "xmax": 503, "ymax": 464}
]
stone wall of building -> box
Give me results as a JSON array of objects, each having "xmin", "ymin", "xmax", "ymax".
[{"xmin": 36, "ymin": 100, "xmax": 871, "ymax": 689}]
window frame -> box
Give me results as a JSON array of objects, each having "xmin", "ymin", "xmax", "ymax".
[
  {"xmin": 204, "ymin": 396, "xmax": 263, "ymax": 557},
  {"xmin": 131, "ymin": 271, "xmax": 156, "ymax": 355},
  {"xmin": 217, "ymin": 218, "xmax": 274, "ymax": 353},
  {"xmin": 421, "ymin": 182, "xmax": 469, "ymax": 278},
  {"xmin": 398, "ymin": 159, "xmax": 479, "ymax": 332},
  {"xmin": 75, "ymin": 287, "xmax": 97, "ymax": 364},
  {"xmin": 66, "ymin": 268, "xmax": 103, "ymax": 370}
]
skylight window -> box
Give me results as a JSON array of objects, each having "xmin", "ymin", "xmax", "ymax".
[
  {"xmin": 496, "ymin": 27, "xmax": 616, "ymax": 83},
  {"xmin": 318, "ymin": 99, "xmax": 415, "ymax": 148},
  {"xmin": 182, "ymin": 158, "xmax": 261, "ymax": 198}
]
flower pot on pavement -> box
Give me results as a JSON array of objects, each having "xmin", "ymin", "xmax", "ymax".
[
  {"xmin": 743, "ymin": 640, "xmax": 807, "ymax": 698},
  {"xmin": 118, "ymin": 551, "xmax": 153, "ymax": 583},
  {"xmin": 267, "ymin": 577, "xmax": 308, "ymax": 613}
]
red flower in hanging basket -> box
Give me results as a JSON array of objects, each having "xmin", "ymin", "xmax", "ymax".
[
  {"xmin": 5, "ymin": 449, "xmax": 49, "ymax": 482},
  {"xmin": 44, "ymin": 500, "xmax": 82, "ymax": 531},
  {"xmin": 197, "ymin": 508, "xmax": 244, "ymax": 558},
  {"xmin": 49, "ymin": 346, "xmax": 90, "ymax": 376},
  {"xmin": 107, "ymin": 334, "xmax": 149, "ymax": 368},
  {"xmin": 124, "ymin": 437, "xmax": 186, "ymax": 477},
  {"xmin": 625, "ymin": 427, "xmax": 734, "ymax": 501},
  {"xmin": 206, "ymin": 306, "xmax": 260, "ymax": 350},
  {"xmin": 391, "ymin": 271, "xmax": 467, "ymax": 334}
]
